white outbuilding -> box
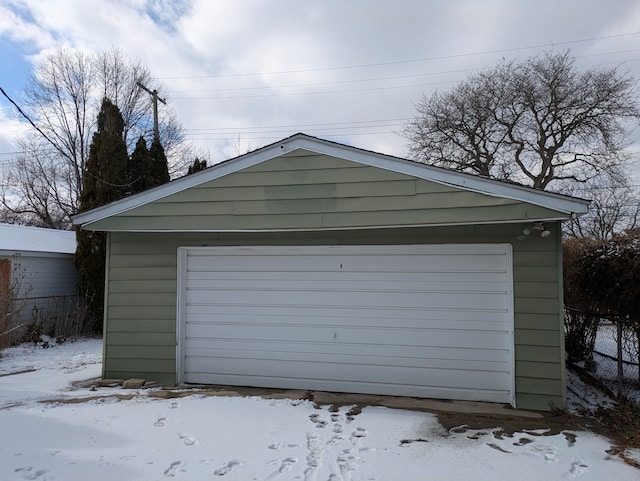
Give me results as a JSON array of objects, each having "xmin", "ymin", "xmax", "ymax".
[{"xmin": 0, "ymin": 223, "xmax": 79, "ymax": 340}]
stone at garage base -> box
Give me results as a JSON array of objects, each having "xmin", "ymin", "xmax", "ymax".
[{"xmin": 122, "ymin": 378, "xmax": 146, "ymax": 389}]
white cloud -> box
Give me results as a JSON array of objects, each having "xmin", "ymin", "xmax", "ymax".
[
  {"xmin": 2, "ymin": 0, "xmax": 640, "ymax": 164},
  {"xmin": 0, "ymin": 2, "xmax": 53, "ymax": 49},
  {"xmin": 0, "ymin": 106, "xmax": 30, "ymax": 181}
]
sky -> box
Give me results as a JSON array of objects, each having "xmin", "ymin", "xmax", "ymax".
[{"xmin": 1, "ymin": 0, "xmax": 640, "ymax": 172}]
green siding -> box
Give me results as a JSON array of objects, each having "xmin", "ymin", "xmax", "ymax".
[
  {"xmin": 103, "ymin": 223, "xmax": 566, "ymax": 410},
  {"xmin": 86, "ymin": 154, "xmax": 569, "ymax": 232},
  {"xmin": 515, "ymin": 361, "xmax": 561, "ymax": 379},
  {"xmin": 514, "ymin": 282, "xmax": 559, "ymax": 298},
  {"xmin": 96, "ymin": 151, "xmax": 570, "ymax": 410},
  {"xmin": 516, "ymin": 377, "xmax": 564, "ymax": 396},
  {"xmin": 517, "ymin": 313, "xmax": 564, "ymax": 331}
]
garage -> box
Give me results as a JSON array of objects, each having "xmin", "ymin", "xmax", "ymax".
[
  {"xmin": 73, "ymin": 133, "xmax": 590, "ymax": 410},
  {"xmin": 177, "ymin": 243, "xmax": 514, "ymax": 404}
]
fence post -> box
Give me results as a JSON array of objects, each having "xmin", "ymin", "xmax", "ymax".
[{"xmin": 617, "ymin": 319, "xmax": 624, "ymax": 398}]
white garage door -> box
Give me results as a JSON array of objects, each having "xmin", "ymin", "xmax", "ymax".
[{"xmin": 177, "ymin": 244, "xmax": 514, "ymax": 405}]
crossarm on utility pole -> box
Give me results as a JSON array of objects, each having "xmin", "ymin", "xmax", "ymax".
[{"xmin": 136, "ymin": 81, "xmax": 166, "ymax": 140}]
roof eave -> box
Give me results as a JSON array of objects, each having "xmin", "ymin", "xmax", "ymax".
[{"xmin": 72, "ymin": 133, "xmax": 590, "ymax": 227}]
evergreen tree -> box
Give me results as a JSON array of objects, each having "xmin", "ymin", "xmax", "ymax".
[
  {"xmin": 187, "ymin": 157, "xmax": 208, "ymax": 175},
  {"xmin": 129, "ymin": 136, "xmax": 153, "ymax": 194},
  {"xmin": 75, "ymin": 98, "xmax": 129, "ymax": 332},
  {"xmin": 128, "ymin": 136, "xmax": 170, "ymax": 194},
  {"xmin": 149, "ymin": 137, "xmax": 170, "ymax": 187}
]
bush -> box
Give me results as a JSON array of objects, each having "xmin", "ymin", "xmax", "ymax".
[
  {"xmin": 578, "ymin": 230, "xmax": 640, "ymax": 320},
  {"xmin": 594, "ymin": 399, "xmax": 640, "ymax": 450},
  {"xmin": 563, "ymin": 238, "xmax": 600, "ymax": 362},
  {"xmin": 565, "ymin": 308, "xmax": 599, "ymax": 364},
  {"xmin": 571, "ymin": 230, "xmax": 640, "ymax": 385}
]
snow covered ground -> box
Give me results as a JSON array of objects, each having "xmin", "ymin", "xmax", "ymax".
[{"xmin": 1, "ymin": 338, "xmax": 639, "ymax": 481}]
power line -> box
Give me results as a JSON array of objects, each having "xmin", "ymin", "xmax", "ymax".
[
  {"xmin": 181, "ymin": 131, "xmax": 404, "ymax": 145},
  {"xmin": 181, "ymin": 119, "xmax": 408, "ymax": 141},
  {"xmin": 171, "ymin": 62, "xmax": 640, "ymax": 101},
  {"xmin": 157, "ymin": 31, "xmax": 640, "ymax": 80},
  {"xmin": 0, "ymin": 86, "xmax": 63, "ymax": 156},
  {"xmin": 184, "ymin": 118, "xmax": 409, "ymax": 133},
  {"xmin": 167, "ymin": 67, "xmax": 487, "ymax": 95},
  {"xmin": 168, "ymin": 79, "xmax": 460, "ymax": 100},
  {"xmin": 167, "ymin": 48, "xmax": 640, "ymax": 96},
  {"xmin": 184, "ymin": 132, "xmax": 402, "ymax": 142},
  {"xmin": 166, "ymin": 57, "xmax": 640, "ymax": 101},
  {"xmin": 2, "ymin": 34, "xmax": 640, "ymax": 162}
]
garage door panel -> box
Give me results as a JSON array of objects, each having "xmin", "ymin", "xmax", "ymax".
[
  {"xmin": 189, "ymin": 270, "xmax": 508, "ymax": 285},
  {"xmin": 187, "ymin": 251, "xmax": 508, "ymax": 273},
  {"xmin": 185, "ymin": 339, "xmax": 513, "ymax": 363},
  {"xmin": 185, "ymin": 357, "xmax": 510, "ymax": 391},
  {"xmin": 187, "ymin": 278, "xmax": 508, "ymax": 294},
  {"xmin": 188, "ymin": 358, "xmax": 507, "ymax": 389},
  {"xmin": 185, "ymin": 348, "xmax": 511, "ymax": 373},
  {"xmin": 185, "ymin": 324, "xmax": 510, "ymax": 350},
  {"xmin": 178, "ymin": 244, "xmax": 514, "ymax": 404},
  {"xmin": 186, "ymin": 304, "xmax": 509, "ymax": 324},
  {"xmin": 185, "ymin": 313, "xmax": 509, "ymax": 331},
  {"xmin": 186, "ymin": 289, "xmax": 508, "ymax": 311},
  {"xmin": 179, "ymin": 372, "xmax": 508, "ymax": 403}
]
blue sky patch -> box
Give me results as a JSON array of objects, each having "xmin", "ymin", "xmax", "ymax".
[
  {"xmin": 145, "ymin": 0, "xmax": 193, "ymax": 34},
  {"xmin": 0, "ymin": 38, "xmax": 32, "ymax": 99}
]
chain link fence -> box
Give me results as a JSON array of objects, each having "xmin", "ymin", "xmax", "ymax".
[
  {"xmin": 565, "ymin": 308, "xmax": 640, "ymax": 401},
  {"xmin": 592, "ymin": 320, "xmax": 640, "ymax": 399}
]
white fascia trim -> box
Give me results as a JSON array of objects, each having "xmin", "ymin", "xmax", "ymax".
[{"xmin": 80, "ymin": 217, "xmax": 572, "ymax": 234}]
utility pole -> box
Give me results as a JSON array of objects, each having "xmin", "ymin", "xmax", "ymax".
[{"xmin": 136, "ymin": 81, "xmax": 166, "ymax": 140}]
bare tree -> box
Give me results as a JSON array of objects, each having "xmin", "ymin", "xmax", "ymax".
[
  {"xmin": 1, "ymin": 47, "xmax": 192, "ymax": 228},
  {"xmin": 223, "ymin": 134, "xmax": 255, "ymax": 159},
  {"xmin": 22, "ymin": 49, "xmax": 94, "ymax": 202},
  {"xmin": 563, "ymin": 175, "xmax": 640, "ymax": 240},
  {"xmin": 405, "ymin": 50, "xmax": 640, "ymax": 190},
  {"xmin": 96, "ymin": 49, "xmax": 151, "ymax": 150},
  {"xmin": 1, "ymin": 135, "xmax": 76, "ymax": 228},
  {"xmin": 94, "ymin": 48, "xmax": 188, "ymax": 161}
]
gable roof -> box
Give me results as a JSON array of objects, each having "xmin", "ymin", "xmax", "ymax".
[
  {"xmin": 0, "ymin": 223, "xmax": 76, "ymax": 255},
  {"xmin": 72, "ymin": 133, "xmax": 589, "ymax": 228}
]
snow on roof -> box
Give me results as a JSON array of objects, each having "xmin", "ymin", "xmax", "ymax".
[{"xmin": 0, "ymin": 223, "xmax": 76, "ymax": 255}]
